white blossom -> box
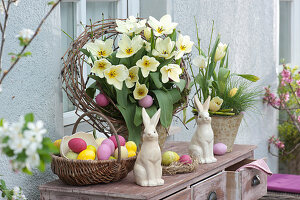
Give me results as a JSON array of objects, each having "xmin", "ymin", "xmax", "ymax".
[{"xmin": 16, "ymin": 29, "xmax": 34, "ymax": 41}]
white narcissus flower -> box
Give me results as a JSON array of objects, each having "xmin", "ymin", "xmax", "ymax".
[
  {"xmin": 85, "ymin": 39, "xmax": 113, "ymax": 60},
  {"xmin": 104, "ymin": 64, "xmax": 129, "ymax": 90},
  {"xmin": 209, "ymin": 96, "xmax": 223, "ymax": 112},
  {"xmin": 125, "ymin": 66, "xmax": 139, "ymax": 88},
  {"xmin": 160, "ymin": 64, "xmax": 182, "ymax": 83},
  {"xmin": 152, "ymin": 37, "xmax": 175, "ymax": 59},
  {"xmin": 192, "ymin": 55, "xmax": 209, "ymax": 69},
  {"xmin": 133, "ymin": 82, "xmax": 148, "ymax": 100},
  {"xmin": 143, "ymin": 27, "xmax": 151, "ymax": 41},
  {"xmin": 116, "ymin": 16, "xmax": 146, "ymax": 35},
  {"xmin": 116, "ymin": 34, "xmax": 143, "ymax": 58},
  {"xmin": 214, "ymin": 42, "xmax": 227, "ymax": 62},
  {"xmin": 136, "ymin": 55, "xmax": 160, "ymax": 77},
  {"xmin": 91, "ymin": 59, "xmax": 112, "ymax": 78},
  {"xmin": 175, "ymin": 34, "xmax": 194, "ymax": 60},
  {"xmin": 16, "ymin": 29, "xmax": 34, "ymax": 41},
  {"xmin": 148, "ymin": 14, "xmax": 178, "ymax": 36}
]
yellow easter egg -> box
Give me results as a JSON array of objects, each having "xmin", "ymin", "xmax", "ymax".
[
  {"xmin": 53, "ymin": 139, "xmax": 61, "ymax": 150},
  {"xmin": 125, "ymin": 141, "xmax": 137, "ymax": 153},
  {"xmin": 162, "ymin": 151, "xmax": 177, "ymax": 166},
  {"xmin": 77, "ymin": 149, "xmax": 96, "ymax": 160},
  {"xmin": 114, "ymin": 146, "xmax": 128, "ymax": 159},
  {"xmin": 128, "ymin": 150, "xmax": 136, "ymax": 158},
  {"xmin": 87, "ymin": 145, "xmax": 96, "ymax": 153}
]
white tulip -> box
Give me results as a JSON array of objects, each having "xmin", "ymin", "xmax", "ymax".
[
  {"xmin": 214, "ymin": 42, "xmax": 227, "ymax": 62},
  {"xmin": 91, "ymin": 59, "xmax": 112, "ymax": 78},
  {"xmin": 192, "ymin": 55, "xmax": 209, "ymax": 69},
  {"xmin": 152, "ymin": 37, "xmax": 175, "ymax": 59},
  {"xmin": 175, "ymin": 34, "xmax": 194, "ymax": 60},
  {"xmin": 116, "ymin": 16, "xmax": 146, "ymax": 35},
  {"xmin": 133, "ymin": 82, "xmax": 148, "ymax": 100},
  {"xmin": 143, "ymin": 27, "xmax": 152, "ymax": 41},
  {"xmin": 85, "ymin": 39, "xmax": 113, "ymax": 60},
  {"xmin": 136, "ymin": 55, "xmax": 160, "ymax": 77},
  {"xmin": 125, "ymin": 66, "xmax": 139, "ymax": 88},
  {"xmin": 148, "ymin": 14, "xmax": 178, "ymax": 36},
  {"xmin": 116, "ymin": 34, "xmax": 143, "ymax": 58},
  {"xmin": 160, "ymin": 64, "xmax": 182, "ymax": 83},
  {"xmin": 104, "ymin": 64, "xmax": 129, "ymax": 90},
  {"xmin": 209, "ymin": 96, "xmax": 223, "ymax": 112}
]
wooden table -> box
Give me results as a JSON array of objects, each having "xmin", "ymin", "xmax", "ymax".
[{"xmin": 40, "ymin": 142, "xmax": 267, "ymax": 200}]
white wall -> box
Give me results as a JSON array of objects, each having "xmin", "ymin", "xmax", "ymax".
[
  {"xmin": 0, "ymin": 1, "xmax": 63, "ymax": 199},
  {"xmin": 141, "ymin": 0, "xmax": 279, "ymax": 173}
]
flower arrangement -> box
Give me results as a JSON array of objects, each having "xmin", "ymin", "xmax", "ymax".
[
  {"xmin": 81, "ymin": 15, "xmax": 191, "ymax": 145},
  {"xmin": 263, "ymin": 64, "xmax": 300, "ymax": 161},
  {"xmin": 188, "ymin": 21, "xmax": 260, "ymax": 119}
]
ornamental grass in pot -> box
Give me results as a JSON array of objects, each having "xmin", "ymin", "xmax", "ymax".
[{"xmin": 187, "ymin": 21, "xmax": 261, "ymax": 152}]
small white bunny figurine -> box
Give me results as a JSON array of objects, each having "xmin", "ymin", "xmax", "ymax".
[
  {"xmin": 189, "ymin": 95, "xmax": 217, "ymax": 164},
  {"xmin": 133, "ymin": 108, "xmax": 164, "ymax": 187}
]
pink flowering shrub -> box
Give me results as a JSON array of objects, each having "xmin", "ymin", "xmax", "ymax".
[{"xmin": 263, "ymin": 64, "xmax": 300, "ymax": 159}]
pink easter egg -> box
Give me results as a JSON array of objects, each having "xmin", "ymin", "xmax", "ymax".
[
  {"xmin": 179, "ymin": 155, "xmax": 192, "ymax": 164},
  {"xmin": 97, "ymin": 144, "xmax": 112, "ymax": 160},
  {"xmin": 138, "ymin": 95, "xmax": 153, "ymax": 108},
  {"xmin": 95, "ymin": 94, "xmax": 109, "ymax": 107},
  {"xmin": 101, "ymin": 139, "xmax": 115, "ymax": 154},
  {"xmin": 213, "ymin": 143, "xmax": 227, "ymax": 155},
  {"xmin": 68, "ymin": 138, "xmax": 87, "ymax": 153},
  {"xmin": 109, "ymin": 135, "xmax": 126, "ymax": 148}
]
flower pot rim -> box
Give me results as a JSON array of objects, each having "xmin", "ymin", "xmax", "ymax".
[{"xmin": 210, "ymin": 112, "xmax": 244, "ymax": 119}]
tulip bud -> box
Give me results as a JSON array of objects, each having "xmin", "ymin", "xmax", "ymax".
[
  {"xmin": 214, "ymin": 42, "xmax": 227, "ymax": 62},
  {"xmin": 143, "ymin": 27, "xmax": 151, "ymax": 41},
  {"xmin": 229, "ymin": 88, "xmax": 238, "ymax": 97}
]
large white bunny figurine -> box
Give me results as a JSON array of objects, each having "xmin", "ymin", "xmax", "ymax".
[
  {"xmin": 133, "ymin": 108, "xmax": 164, "ymax": 187},
  {"xmin": 189, "ymin": 95, "xmax": 217, "ymax": 164}
]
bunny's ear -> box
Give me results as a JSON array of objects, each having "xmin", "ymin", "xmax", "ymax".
[
  {"xmin": 151, "ymin": 108, "xmax": 161, "ymax": 127},
  {"xmin": 194, "ymin": 95, "xmax": 203, "ymax": 113},
  {"xmin": 203, "ymin": 96, "xmax": 211, "ymax": 111},
  {"xmin": 142, "ymin": 107, "xmax": 151, "ymax": 127}
]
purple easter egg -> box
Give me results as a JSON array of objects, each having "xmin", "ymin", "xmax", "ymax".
[
  {"xmin": 97, "ymin": 144, "xmax": 112, "ymax": 160},
  {"xmin": 138, "ymin": 95, "xmax": 153, "ymax": 108},
  {"xmin": 101, "ymin": 139, "xmax": 115, "ymax": 154},
  {"xmin": 213, "ymin": 143, "xmax": 227, "ymax": 155},
  {"xmin": 95, "ymin": 94, "xmax": 109, "ymax": 107}
]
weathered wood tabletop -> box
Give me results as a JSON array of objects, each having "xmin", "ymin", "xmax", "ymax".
[{"xmin": 40, "ymin": 142, "xmax": 256, "ymax": 200}]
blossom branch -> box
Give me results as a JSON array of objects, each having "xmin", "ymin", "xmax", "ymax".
[
  {"xmin": 0, "ymin": 0, "xmax": 11, "ymax": 74},
  {"xmin": 0, "ymin": 0, "xmax": 61, "ymax": 84}
]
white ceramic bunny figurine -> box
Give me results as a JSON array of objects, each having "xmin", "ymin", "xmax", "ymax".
[
  {"xmin": 189, "ymin": 95, "xmax": 217, "ymax": 164},
  {"xmin": 133, "ymin": 108, "xmax": 164, "ymax": 187}
]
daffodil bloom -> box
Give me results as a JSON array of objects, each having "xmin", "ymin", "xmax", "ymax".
[
  {"xmin": 143, "ymin": 27, "xmax": 152, "ymax": 41},
  {"xmin": 91, "ymin": 59, "xmax": 112, "ymax": 78},
  {"xmin": 214, "ymin": 42, "xmax": 227, "ymax": 62},
  {"xmin": 133, "ymin": 82, "xmax": 148, "ymax": 100},
  {"xmin": 229, "ymin": 88, "xmax": 238, "ymax": 97},
  {"xmin": 136, "ymin": 56, "xmax": 160, "ymax": 77},
  {"xmin": 209, "ymin": 96, "xmax": 223, "ymax": 112},
  {"xmin": 175, "ymin": 34, "xmax": 194, "ymax": 60},
  {"xmin": 192, "ymin": 55, "xmax": 209, "ymax": 69},
  {"xmin": 125, "ymin": 66, "xmax": 139, "ymax": 88},
  {"xmin": 85, "ymin": 39, "xmax": 113, "ymax": 61},
  {"xmin": 160, "ymin": 64, "xmax": 182, "ymax": 83},
  {"xmin": 148, "ymin": 14, "xmax": 178, "ymax": 36},
  {"xmin": 116, "ymin": 16, "xmax": 146, "ymax": 35},
  {"xmin": 116, "ymin": 34, "xmax": 143, "ymax": 58},
  {"xmin": 104, "ymin": 64, "xmax": 129, "ymax": 90},
  {"xmin": 152, "ymin": 37, "xmax": 175, "ymax": 59}
]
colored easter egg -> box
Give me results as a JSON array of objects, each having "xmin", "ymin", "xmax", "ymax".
[
  {"xmin": 77, "ymin": 149, "xmax": 95, "ymax": 160},
  {"xmin": 109, "ymin": 135, "xmax": 126, "ymax": 148},
  {"xmin": 179, "ymin": 155, "xmax": 192, "ymax": 164},
  {"xmin": 68, "ymin": 138, "xmax": 87, "ymax": 153},
  {"xmin": 95, "ymin": 93, "xmax": 109, "ymax": 107},
  {"xmin": 114, "ymin": 146, "xmax": 128, "ymax": 159},
  {"xmin": 138, "ymin": 95, "xmax": 153, "ymax": 108},
  {"xmin": 213, "ymin": 143, "xmax": 227, "ymax": 155},
  {"xmin": 97, "ymin": 144, "xmax": 112, "ymax": 160},
  {"xmin": 101, "ymin": 139, "xmax": 115, "ymax": 154}
]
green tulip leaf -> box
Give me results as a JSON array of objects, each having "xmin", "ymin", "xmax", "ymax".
[{"xmin": 236, "ymin": 74, "xmax": 260, "ymax": 82}]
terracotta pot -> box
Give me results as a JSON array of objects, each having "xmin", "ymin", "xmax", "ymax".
[{"xmin": 211, "ymin": 113, "xmax": 243, "ymax": 152}]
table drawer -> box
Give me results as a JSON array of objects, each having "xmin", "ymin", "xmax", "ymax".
[
  {"xmin": 191, "ymin": 172, "xmax": 226, "ymax": 200},
  {"xmin": 226, "ymin": 159, "xmax": 267, "ymax": 200},
  {"xmin": 164, "ymin": 188, "xmax": 191, "ymax": 200}
]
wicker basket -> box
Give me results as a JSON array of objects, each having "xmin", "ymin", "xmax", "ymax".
[
  {"xmin": 51, "ymin": 111, "xmax": 136, "ymax": 186},
  {"xmin": 61, "ymin": 18, "xmax": 190, "ymax": 148}
]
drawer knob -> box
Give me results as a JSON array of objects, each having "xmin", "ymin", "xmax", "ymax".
[
  {"xmin": 207, "ymin": 191, "xmax": 217, "ymax": 200},
  {"xmin": 251, "ymin": 175, "xmax": 260, "ymax": 186}
]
